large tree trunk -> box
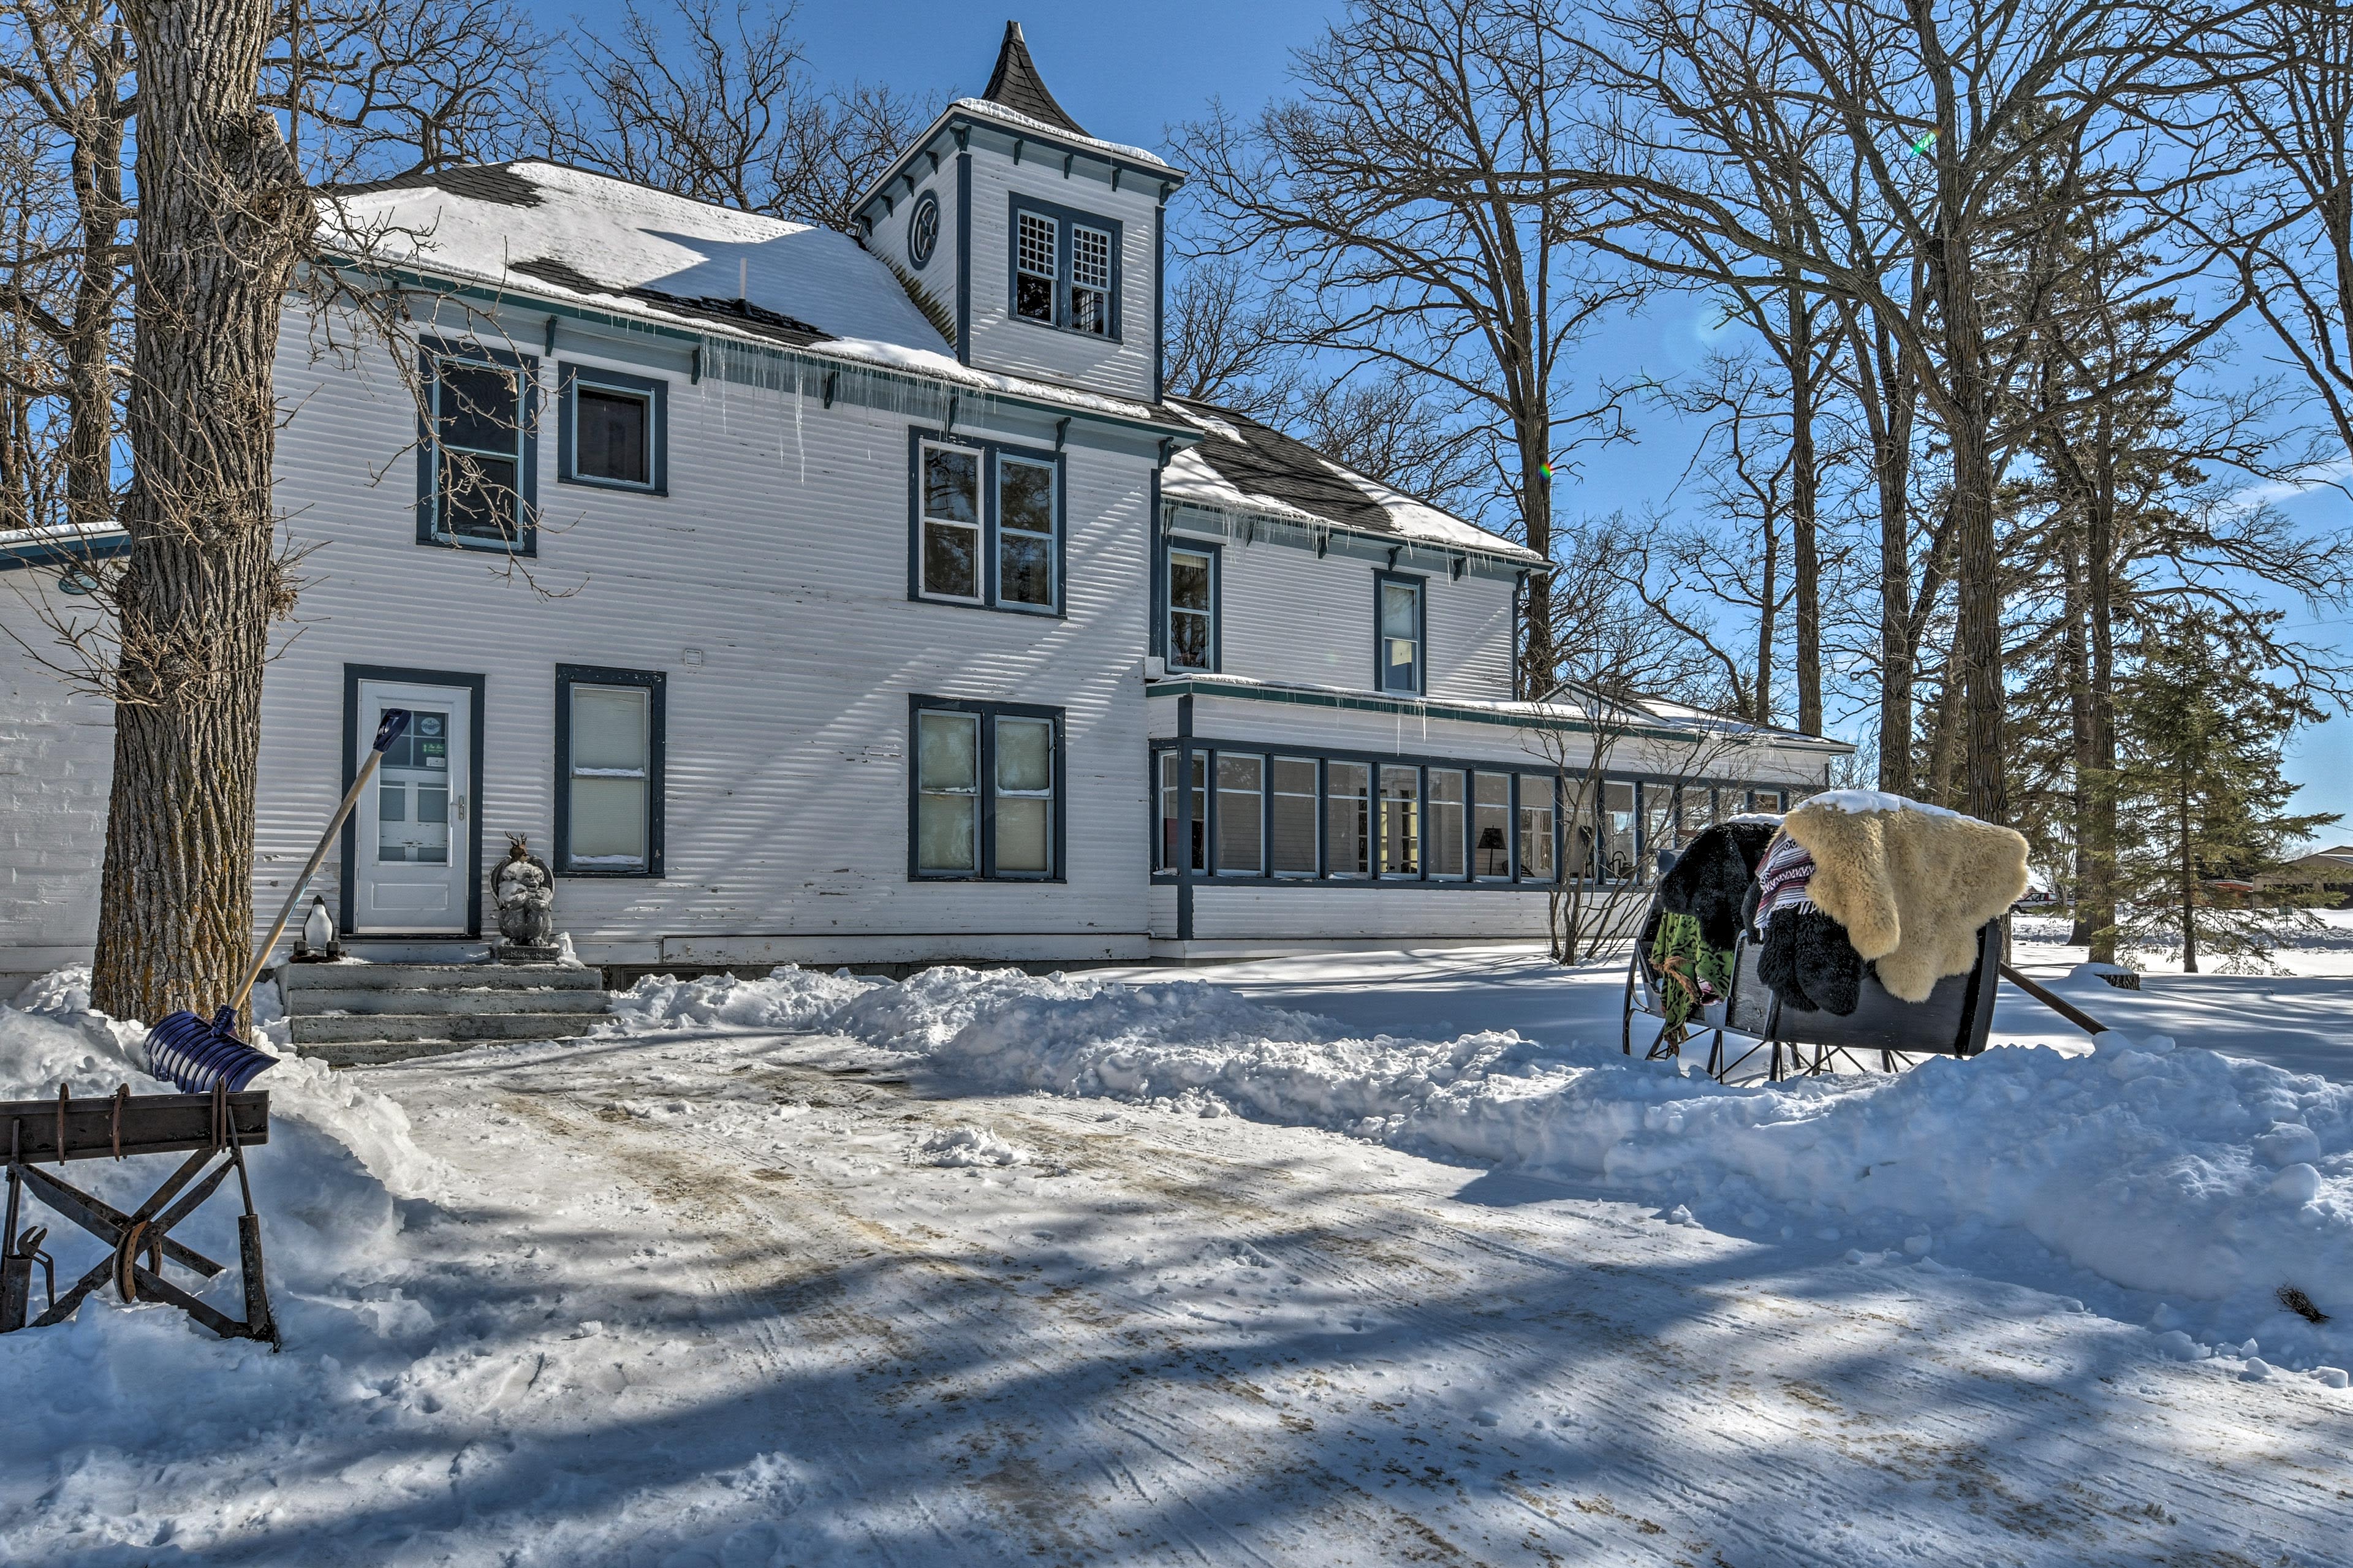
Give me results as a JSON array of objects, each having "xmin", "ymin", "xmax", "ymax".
[
  {"xmin": 1787, "ymin": 282, "xmax": 1822, "ymax": 736},
  {"xmin": 1947, "ymin": 412, "xmax": 2007, "ymax": 824},
  {"xmin": 91, "ymin": 0, "xmax": 309, "ymax": 1025},
  {"xmin": 1863, "ymin": 311, "xmax": 1918, "ymax": 794},
  {"xmin": 1754, "ymin": 510, "xmax": 1776, "ymax": 724}
]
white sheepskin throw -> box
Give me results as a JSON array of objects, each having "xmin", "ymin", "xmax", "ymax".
[{"xmin": 1778, "ymin": 791, "xmax": 2030, "ymax": 1003}]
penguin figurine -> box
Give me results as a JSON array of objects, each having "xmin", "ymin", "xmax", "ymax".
[{"xmin": 296, "ymin": 895, "xmax": 339, "ymax": 961}]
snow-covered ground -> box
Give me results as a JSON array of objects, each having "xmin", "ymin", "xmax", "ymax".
[{"xmin": 2, "ymin": 925, "xmax": 2350, "ymax": 1566}]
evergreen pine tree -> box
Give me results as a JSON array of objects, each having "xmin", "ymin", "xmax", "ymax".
[{"xmin": 2110, "ymin": 611, "xmax": 2338, "ymax": 971}]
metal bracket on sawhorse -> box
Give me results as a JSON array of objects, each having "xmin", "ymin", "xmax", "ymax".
[{"xmin": 2, "ymin": 1082, "xmax": 279, "ymax": 1348}]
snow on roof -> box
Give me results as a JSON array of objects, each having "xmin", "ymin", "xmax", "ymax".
[
  {"xmin": 1161, "ymin": 398, "xmax": 1541, "ymax": 563},
  {"xmin": 328, "ymin": 162, "xmax": 945, "ymax": 350},
  {"xmin": 947, "ymin": 97, "xmax": 1174, "ymax": 173}
]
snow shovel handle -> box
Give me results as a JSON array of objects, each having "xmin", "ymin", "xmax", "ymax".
[
  {"xmin": 231, "ymin": 709, "xmax": 412, "ymax": 1015},
  {"xmin": 1997, "ymin": 961, "xmax": 2113, "ymax": 1039}
]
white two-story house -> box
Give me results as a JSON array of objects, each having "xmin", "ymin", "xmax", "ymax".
[{"xmin": 0, "ymin": 23, "xmax": 1846, "ymax": 987}]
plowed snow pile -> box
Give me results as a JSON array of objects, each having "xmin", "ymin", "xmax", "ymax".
[{"xmin": 615, "ymin": 963, "xmax": 2353, "ymax": 1369}]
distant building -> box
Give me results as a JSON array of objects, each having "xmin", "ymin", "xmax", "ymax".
[
  {"xmin": 0, "ymin": 23, "xmax": 1845, "ymax": 987},
  {"xmin": 2256, "ymin": 846, "xmax": 2353, "ymax": 910}
]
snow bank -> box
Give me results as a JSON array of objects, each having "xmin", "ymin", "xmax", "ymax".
[
  {"xmin": 1, "ymin": 972, "xmax": 450, "ymax": 1523},
  {"xmin": 614, "ymin": 964, "xmax": 2353, "ymax": 1363}
]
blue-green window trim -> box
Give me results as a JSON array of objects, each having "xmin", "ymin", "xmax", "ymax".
[
  {"xmin": 557, "ymin": 363, "xmax": 668, "ymax": 496},
  {"xmin": 904, "ymin": 425, "xmax": 1067, "ymax": 616},
  {"xmin": 1006, "ymin": 193, "xmax": 1123, "ymax": 342},
  {"xmin": 415, "ymin": 338, "xmax": 539, "ymax": 556},
  {"xmin": 1161, "ymin": 536, "xmax": 1221, "ymax": 673},
  {"xmin": 554, "ymin": 664, "xmax": 667, "ymax": 879},
  {"xmin": 908, "ymin": 694, "xmax": 1068, "ymax": 883},
  {"xmin": 1373, "ymin": 570, "xmax": 1428, "ymax": 695}
]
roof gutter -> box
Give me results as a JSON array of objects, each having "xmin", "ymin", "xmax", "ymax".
[{"xmin": 307, "ymin": 254, "xmax": 1208, "ymax": 445}]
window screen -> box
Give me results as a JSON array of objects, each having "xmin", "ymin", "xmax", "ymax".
[
  {"xmin": 1428, "ymin": 770, "xmax": 1466, "ymax": 879},
  {"xmin": 1216, "ymin": 754, "xmax": 1263, "ymax": 874},
  {"xmin": 1379, "ymin": 765, "xmax": 1420, "ymax": 877},
  {"xmin": 1474, "ymin": 771, "xmax": 1512, "ymax": 877},
  {"xmin": 1518, "ymin": 775, "xmax": 1558, "ymax": 882},
  {"xmin": 995, "ymin": 716, "xmax": 1054, "ymax": 875},
  {"xmin": 1327, "ymin": 762, "xmax": 1371, "ymax": 876},
  {"xmin": 575, "ymin": 387, "xmax": 648, "ymax": 485},
  {"xmin": 916, "ymin": 710, "xmax": 979, "ymax": 873},
  {"xmin": 1271, "ymin": 757, "xmax": 1317, "ymax": 875}
]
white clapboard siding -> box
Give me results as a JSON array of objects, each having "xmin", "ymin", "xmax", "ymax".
[
  {"xmin": 0, "ymin": 583, "xmax": 115, "ymax": 981},
  {"xmin": 1190, "ymin": 526, "xmax": 1518, "ymax": 702},
  {"xmin": 256, "ymin": 305, "xmax": 1155, "ymax": 964},
  {"xmin": 962, "ymin": 153, "xmax": 1159, "ymax": 403}
]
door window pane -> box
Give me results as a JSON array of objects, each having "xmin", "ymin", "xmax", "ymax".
[
  {"xmin": 1168, "ymin": 549, "xmax": 1213, "ymax": 670},
  {"xmin": 378, "ymin": 707, "xmax": 452, "ymax": 865},
  {"xmin": 1327, "ymin": 761, "xmax": 1370, "ymax": 876},
  {"xmin": 1602, "ymin": 782, "xmax": 1638, "ymax": 882},
  {"xmin": 1216, "ymin": 754, "xmax": 1263, "ymax": 875},
  {"xmin": 1271, "ymin": 757, "xmax": 1317, "ymax": 875},
  {"xmin": 1379, "ymin": 765, "xmax": 1420, "ymax": 877},
  {"xmin": 1379, "ymin": 580, "xmax": 1422, "ymax": 692},
  {"xmin": 999, "ymin": 458, "xmax": 1056, "ymax": 608},
  {"xmin": 576, "ymin": 386, "xmax": 649, "ymax": 484},
  {"xmin": 1429, "ymin": 770, "xmax": 1466, "ymax": 878},
  {"xmin": 916, "ymin": 710, "xmax": 979, "ymax": 872},
  {"xmin": 922, "ymin": 444, "xmax": 981, "ymax": 599},
  {"xmin": 1518, "ymin": 775, "xmax": 1557, "ymax": 882},
  {"xmin": 994, "ymin": 716, "xmax": 1054, "ymax": 874},
  {"xmin": 1474, "ymin": 771, "xmax": 1512, "ymax": 878}
]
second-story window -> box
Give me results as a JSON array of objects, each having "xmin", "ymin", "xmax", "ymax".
[
  {"xmin": 418, "ymin": 341, "xmax": 537, "ymax": 555},
  {"xmin": 1376, "ymin": 572, "xmax": 1425, "ymax": 694},
  {"xmin": 1165, "ymin": 543, "xmax": 1217, "ymax": 672},
  {"xmin": 920, "ymin": 441, "xmax": 983, "ymax": 600},
  {"xmin": 910, "ymin": 429, "xmax": 1062, "ymax": 615},
  {"xmin": 1070, "ymin": 224, "xmax": 1112, "ymax": 336}
]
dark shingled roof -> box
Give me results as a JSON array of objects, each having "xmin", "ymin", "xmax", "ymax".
[
  {"xmin": 1170, "ymin": 398, "xmax": 1404, "ymax": 536},
  {"xmin": 502, "ymin": 259, "xmax": 833, "ymax": 347},
  {"xmin": 982, "ymin": 21, "xmax": 1089, "ymax": 138},
  {"xmin": 328, "ymin": 163, "xmax": 545, "ymax": 208}
]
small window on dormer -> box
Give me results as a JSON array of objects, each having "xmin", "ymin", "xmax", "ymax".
[
  {"xmin": 1016, "ymin": 211, "xmax": 1058, "ymax": 324},
  {"xmin": 1071, "ymin": 224, "xmax": 1112, "ymax": 336}
]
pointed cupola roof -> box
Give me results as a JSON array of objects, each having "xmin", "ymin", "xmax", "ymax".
[{"xmin": 982, "ymin": 21, "xmax": 1089, "ymax": 138}]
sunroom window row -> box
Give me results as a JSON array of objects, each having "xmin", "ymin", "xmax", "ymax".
[{"xmin": 1154, "ymin": 747, "xmax": 1800, "ymax": 885}]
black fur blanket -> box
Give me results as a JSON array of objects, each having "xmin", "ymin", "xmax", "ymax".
[
  {"xmin": 1654, "ymin": 820, "xmax": 1779, "ymax": 951},
  {"xmin": 1756, "ymin": 908, "xmax": 1865, "ymax": 1015}
]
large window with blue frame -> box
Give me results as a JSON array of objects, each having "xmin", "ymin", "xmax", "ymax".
[
  {"xmin": 1164, "ymin": 540, "xmax": 1218, "ymax": 672},
  {"xmin": 558, "ymin": 363, "xmax": 667, "ymax": 495},
  {"xmin": 1009, "ymin": 194, "xmax": 1121, "ymax": 339},
  {"xmin": 910, "ymin": 429, "xmax": 1063, "ymax": 614},
  {"xmin": 912, "ymin": 696, "xmax": 1064, "ymax": 881},
  {"xmin": 417, "ymin": 340, "xmax": 538, "ymax": 554}
]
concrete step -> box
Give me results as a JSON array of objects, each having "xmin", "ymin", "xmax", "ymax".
[
  {"xmin": 338, "ymin": 940, "xmax": 493, "ymax": 964},
  {"xmin": 304, "ymin": 1038, "xmax": 502, "ymax": 1069},
  {"xmin": 287, "ymin": 1011, "xmax": 601, "ymax": 1046},
  {"xmin": 279, "ymin": 963, "xmax": 604, "ymax": 993},
  {"xmin": 284, "ymin": 986, "xmax": 612, "ymax": 1018}
]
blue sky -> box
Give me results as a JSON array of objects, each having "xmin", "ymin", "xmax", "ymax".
[{"xmin": 532, "ymin": 1, "xmax": 2353, "ymax": 842}]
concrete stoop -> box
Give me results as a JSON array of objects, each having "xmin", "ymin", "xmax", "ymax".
[{"xmin": 277, "ymin": 960, "xmax": 611, "ymax": 1067}]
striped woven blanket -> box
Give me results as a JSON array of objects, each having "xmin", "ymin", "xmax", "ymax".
[{"xmin": 1752, "ymin": 831, "xmax": 1818, "ymax": 936}]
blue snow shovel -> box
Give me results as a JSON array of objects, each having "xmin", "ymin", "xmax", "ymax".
[{"xmin": 145, "ymin": 709, "xmax": 413, "ymax": 1092}]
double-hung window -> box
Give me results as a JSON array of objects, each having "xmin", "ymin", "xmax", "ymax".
[
  {"xmin": 911, "ymin": 697, "xmax": 1063, "ymax": 881},
  {"xmin": 419, "ymin": 341, "xmax": 537, "ymax": 553},
  {"xmin": 1271, "ymin": 758, "xmax": 1319, "ymax": 876},
  {"xmin": 1215, "ymin": 754, "xmax": 1264, "ymax": 875},
  {"xmin": 1164, "ymin": 543, "xmax": 1218, "ymax": 672},
  {"xmin": 1156, "ymin": 751, "xmax": 1207, "ymax": 874},
  {"xmin": 1375, "ymin": 573, "xmax": 1425, "ymax": 694},
  {"xmin": 559, "ymin": 363, "xmax": 666, "ymax": 494},
  {"xmin": 1007, "ymin": 197, "xmax": 1121, "ymax": 338},
  {"xmin": 1474, "ymin": 772, "xmax": 1512, "ymax": 878},
  {"xmin": 911, "ymin": 431, "xmax": 1062, "ymax": 613},
  {"xmin": 1327, "ymin": 762, "xmax": 1372, "ymax": 877},
  {"xmin": 555, "ymin": 665, "xmax": 664, "ymax": 876}
]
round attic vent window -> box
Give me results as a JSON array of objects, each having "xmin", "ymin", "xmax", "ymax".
[{"xmin": 907, "ymin": 191, "xmax": 940, "ymax": 270}]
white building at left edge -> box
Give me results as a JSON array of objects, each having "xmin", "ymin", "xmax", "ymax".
[{"xmin": 0, "ymin": 23, "xmax": 1848, "ymax": 989}]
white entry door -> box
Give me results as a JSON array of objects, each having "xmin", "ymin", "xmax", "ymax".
[{"xmin": 352, "ymin": 678, "xmax": 472, "ymax": 933}]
